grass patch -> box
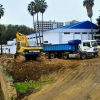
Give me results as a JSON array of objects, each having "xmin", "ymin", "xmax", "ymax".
[{"xmin": 14, "ymin": 80, "xmax": 53, "ymax": 93}]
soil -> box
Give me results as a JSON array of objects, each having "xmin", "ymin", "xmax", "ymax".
[
  {"xmin": 0, "ymin": 50, "xmax": 100, "ymax": 100},
  {"xmin": 0, "ymin": 83, "xmax": 4, "ymax": 100}
]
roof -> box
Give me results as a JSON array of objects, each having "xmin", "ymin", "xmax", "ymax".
[{"xmin": 82, "ymin": 40, "xmax": 97, "ymax": 42}]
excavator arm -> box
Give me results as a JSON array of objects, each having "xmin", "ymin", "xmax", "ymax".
[{"xmin": 16, "ymin": 32, "xmax": 29, "ymax": 47}]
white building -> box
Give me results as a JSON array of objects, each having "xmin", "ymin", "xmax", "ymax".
[
  {"xmin": 29, "ymin": 20, "xmax": 98, "ymax": 44},
  {"xmin": 0, "ymin": 20, "xmax": 98, "ymax": 54},
  {"xmin": 34, "ymin": 20, "xmax": 64, "ymax": 31}
]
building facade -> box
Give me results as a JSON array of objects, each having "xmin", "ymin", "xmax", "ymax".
[
  {"xmin": 65, "ymin": 20, "xmax": 79, "ymax": 25},
  {"xmin": 34, "ymin": 20, "xmax": 64, "ymax": 31}
]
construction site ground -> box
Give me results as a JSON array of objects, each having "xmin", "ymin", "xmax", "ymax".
[{"xmin": 0, "ymin": 49, "xmax": 100, "ymax": 100}]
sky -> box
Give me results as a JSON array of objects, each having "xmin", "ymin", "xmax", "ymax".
[{"xmin": 0, "ymin": 0, "xmax": 100, "ymax": 28}]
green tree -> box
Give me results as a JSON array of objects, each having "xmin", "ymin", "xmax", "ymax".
[
  {"xmin": 0, "ymin": 24, "xmax": 35, "ymax": 44},
  {"xmin": 83, "ymin": 0, "xmax": 94, "ymax": 40},
  {"xmin": 0, "ymin": 4, "xmax": 4, "ymax": 54},
  {"xmin": 40, "ymin": 0, "xmax": 48, "ymax": 43},
  {"xmin": 0, "ymin": 24, "xmax": 6, "ymax": 44}
]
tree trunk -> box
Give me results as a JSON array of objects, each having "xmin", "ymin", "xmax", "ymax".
[
  {"xmin": 42, "ymin": 13, "xmax": 44, "ymax": 44},
  {"xmin": 86, "ymin": 4, "xmax": 93, "ymax": 40},
  {"xmin": 90, "ymin": 17, "xmax": 93, "ymax": 40},
  {"xmin": 37, "ymin": 13, "xmax": 41, "ymax": 45},
  {"xmin": 33, "ymin": 14, "xmax": 38, "ymax": 45},
  {"xmin": 86, "ymin": 5, "xmax": 93, "ymax": 18}
]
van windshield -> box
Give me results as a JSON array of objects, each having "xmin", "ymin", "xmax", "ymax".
[{"xmin": 91, "ymin": 41, "xmax": 98, "ymax": 47}]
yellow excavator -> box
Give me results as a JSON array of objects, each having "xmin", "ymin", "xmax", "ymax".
[{"xmin": 14, "ymin": 32, "xmax": 43, "ymax": 62}]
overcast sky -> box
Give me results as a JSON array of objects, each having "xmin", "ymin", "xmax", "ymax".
[{"xmin": 0, "ymin": 0, "xmax": 100, "ymax": 28}]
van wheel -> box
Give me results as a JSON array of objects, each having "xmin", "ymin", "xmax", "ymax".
[
  {"xmin": 80, "ymin": 53, "xmax": 87, "ymax": 60},
  {"xmin": 50, "ymin": 53, "xmax": 55, "ymax": 59}
]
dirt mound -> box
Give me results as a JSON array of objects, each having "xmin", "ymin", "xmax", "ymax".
[
  {"xmin": 0, "ymin": 53, "xmax": 83, "ymax": 82},
  {"xmin": 0, "ymin": 54, "xmax": 66, "ymax": 82}
]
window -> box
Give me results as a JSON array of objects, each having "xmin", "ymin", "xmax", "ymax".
[
  {"xmin": 89, "ymin": 32, "xmax": 94, "ymax": 34},
  {"xmin": 91, "ymin": 41, "xmax": 98, "ymax": 47},
  {"xmin": 75, "ymin": 32, "xmax": 80, "ymax": 34},
  {"xmin": 82, "ymin": 32, "xmax": 87, "ymax": 34},
  {"xmin": 44, "ymin": 41, "xmax": 48, "ymax": 43},
  {"xmin": 83, "ymin": 42, "xmax": 90, "ymax": 47},
  {"xmin": 64, "ymin": 32, "xmax": 70, "ymax": 34}
]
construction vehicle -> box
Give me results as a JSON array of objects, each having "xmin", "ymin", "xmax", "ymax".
[
  {"xmin": 14, "ymin": 32, "xmax": 43, "ymax": 62},
  {"xmin": 42, "ymin": 39, "xmax": 98, "ymax": 60}
]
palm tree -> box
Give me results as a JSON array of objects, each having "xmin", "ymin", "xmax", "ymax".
[
  {"xmin": 28, "ymin": 2, "xmax": 36, "ymax": 30},
  {"xmin": 0, "ymin": 4, "xmax": 4, "ymax": 54},
  {"xmin": 40, "ymin": 0, "xmax": 48, "ymax": 44},
  {"xmin": 34, "ymin": 0, "xmax": 41, "ymax": 45},
  {"xmin": 28, "ymin": 1, "xmax": 38, "ymax": 45},
  {"xmin": 83, "ymin": 0, "xmax": 94, "ymax": 40}
]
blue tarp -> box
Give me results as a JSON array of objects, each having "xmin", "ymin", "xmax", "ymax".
[{"xmin": 68, "ymin": 39, "xmax": 81, "ymax": 45}]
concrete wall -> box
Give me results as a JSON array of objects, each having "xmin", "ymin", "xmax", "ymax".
[
  {"xmin": 0, "ymin": 65, "xmax": 17, "ymax": 100},
  {"xmin": 43, "ymin": 32, "xmax": 59, "ymax": 44},
  {"xmin": 43, "ymin": 29, "xmax": 96, "ymax": 44},
  {"xmin": 61, "ymin": 32, "xmax": 74, "ymax": 43},
  {"xmin": 0, "ymin": 45, "xmax": 16, "ymax": 54}
]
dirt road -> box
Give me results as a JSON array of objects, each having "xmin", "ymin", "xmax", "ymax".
[{"xmin": 26, "ymin": 56, "xmax": 100, "ymax": 100}]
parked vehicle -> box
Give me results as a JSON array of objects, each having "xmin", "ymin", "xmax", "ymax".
[{"xmin": 42, "ymin": 40, "xmax": 98, "ymax": 60}]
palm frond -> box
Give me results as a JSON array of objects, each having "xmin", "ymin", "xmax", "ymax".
[
  {"xmin": 83, "ymin": 0, "xmax": 94, "ymax": 7},
  {"xmin": 40, "ymin": 0, "xmax": 48, "ymax": 13},
  {"xmin": 0, "ymin": 4, "xmax": 4, "ymax": 19},
  {"xmin": 27, "ymin": 1, "xmax": 36, "ymax": 16}
]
